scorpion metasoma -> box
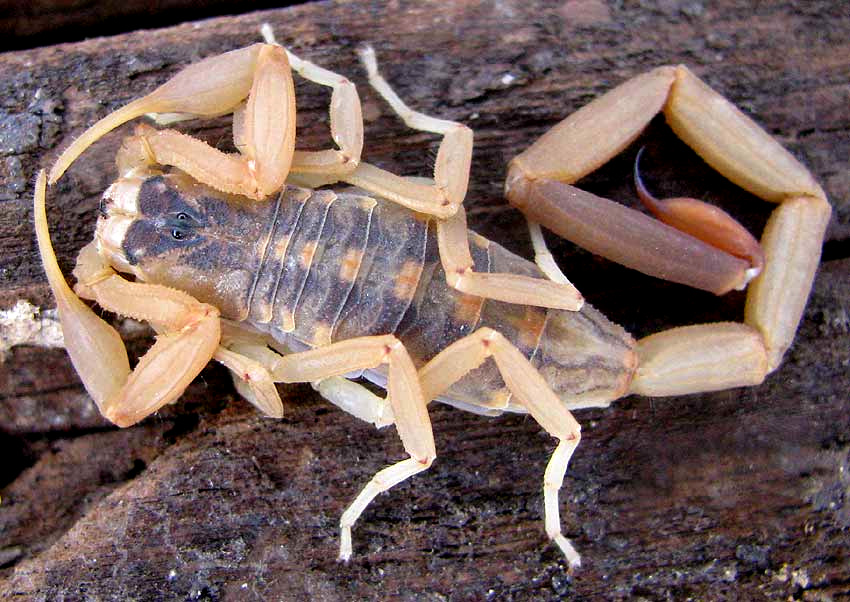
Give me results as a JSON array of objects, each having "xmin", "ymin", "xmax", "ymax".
[{"xmin": 34, "ymin": 25, "xmax": 831, "ymax": 567}]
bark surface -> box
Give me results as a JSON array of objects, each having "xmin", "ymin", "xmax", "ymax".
[{"xmin": 0, "ymin": 1, "xmax": 848, "ymax": 599}]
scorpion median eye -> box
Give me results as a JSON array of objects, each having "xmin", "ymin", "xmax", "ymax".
[
  {"xmin": 171, "ymin": 228, "xmax": 186, "ymax": 240},
  {"xmin": 176, "ymin": 212, "xmax": 189, "ymax": 221}
]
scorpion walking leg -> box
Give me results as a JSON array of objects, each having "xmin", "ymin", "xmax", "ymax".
[
  {"xmin": 218, "ymin": 318, "xmax": 393, "ymax": 427},
  {"xmin": 269, "ymin": 335, "xmax": 435, "ymax": 561},
  {"xmin": 35, "ymin": 171, "xmax": 221, "ymax": 427},
  {"xmin": 350, "ymin": 46, "xmax": 582, "ymax": 310},
  {"xmin": 527, "ymin": 220, "xmax": 574, "ymax": 285},
  {"xmin": 213, "ymin": 321, "xmax": 284, "ymax": 418},
  {"xmin": 214, "ymin": 347, "xmax": 283, "ymax": 419},
  {"xmin": 260, "ymin": 24, "xmax": 364, "ymax": 183},
  {"xmin": 312, "ymin": 377, "xmax": 395, "ymax": 429},
  {"xmin": 419, "ymin": 328, "xmax": 583, "ymax": 568},
  {"xmin": 216, "ymin": 342, "xmax": 396, "ymax": 427},
  {"xmin": 438, "ymin": 204, "xmax": 582, "ymax": 309}
]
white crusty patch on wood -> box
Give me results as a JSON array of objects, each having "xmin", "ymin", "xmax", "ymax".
[{"xmin": 0, "ymin": 299, "xmax": 65, "ymax": 359}]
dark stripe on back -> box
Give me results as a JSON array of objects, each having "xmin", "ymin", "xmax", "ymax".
[
  {"xmin": 292, "ymin": 195, "xmax": 376, "ymax": 346},
  {"xmin": 272, "ymin": 190, "xmax": 337, "ymax": 332},
  {"xmin": 248, "ymin": 187, "xmax": 309, "ymax": 323},
  {"xmin": 332, "ymin": 199, "xmax": 428, "ymax": 342}
]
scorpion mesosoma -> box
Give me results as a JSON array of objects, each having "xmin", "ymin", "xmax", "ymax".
[{"xmin": 35, "ymin": 26, "xmax": 830, "ymax": 568}]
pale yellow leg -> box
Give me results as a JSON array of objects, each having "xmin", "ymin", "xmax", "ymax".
[
  {"xmin": 35, "ymin": 171, "xmax": 221, "ymax": 427},
  {"xmin": 260, "ymin": 24, "xmax": 364, "ymax": 181},
  {"xmin": 347, "ymin": 45, "xmax": 472, "ymax": 218},
  {"xmin": 419, "ymin": 328, "xmax": 583, "ymax": 568},
  {"xmin": 527, "ymin": 220, "xmax": 575, "ymax": 286},
  {"xmin": 312, "ymin": 377, "xmax": 395, "ymax": 429},
  {"xmin": 214, "ymin": 342, "xmax": 284, "ymax": 419},
  {"xmin": 437, "ymin": 206, "xmax": 583, "ymax": 310},
  {"xmin": 267, "ymin": 334, "xmax": 435, "ymax": 561},
  {"xmin": 355, "ymin": 47, "xmax": 582, "ymax": 310}
]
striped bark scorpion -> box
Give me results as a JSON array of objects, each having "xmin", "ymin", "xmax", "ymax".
[{"xmin": 34, "ymin": 26, "xmax": 831, "ymax": 568}]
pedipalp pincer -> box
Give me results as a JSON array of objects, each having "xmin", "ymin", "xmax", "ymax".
[{"xmin": 35, "ymin": 25, "xmax": 830, "ymax": 568}]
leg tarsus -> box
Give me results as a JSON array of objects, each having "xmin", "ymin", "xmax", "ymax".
[
  {"xmin": 544, "ymin": 439, "xmax": 582, "ymax": 569},
  {"xmin": 263, "ymin": 334, "xmax": 435, "ymax": 560}
]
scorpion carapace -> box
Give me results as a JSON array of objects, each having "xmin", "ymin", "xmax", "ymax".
[{"xmin": 100, "ymin": 172, "xmax": 636, "ymax": 413}]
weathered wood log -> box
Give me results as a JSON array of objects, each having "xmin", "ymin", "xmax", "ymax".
[{"xmin": 0, "ymin": 1, "xmax": 848, "ymax": 599}]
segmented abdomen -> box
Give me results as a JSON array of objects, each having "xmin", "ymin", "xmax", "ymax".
[{"xmin": 248, "ymin": 186, "xmax": 635, "ymax": 412}]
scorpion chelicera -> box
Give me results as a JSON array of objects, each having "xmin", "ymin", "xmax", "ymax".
[{"xmin": 34, "ymin": 26, "xmax": 831, "ymax": 567}]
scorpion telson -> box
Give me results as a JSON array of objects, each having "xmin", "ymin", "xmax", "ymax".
[{"xmin": 35, "ymin": 25, "xmax": 830, "ymax": 567}]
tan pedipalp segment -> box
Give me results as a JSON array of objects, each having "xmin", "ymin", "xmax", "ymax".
[
  {"xmin": 34, "ymin": 171, "xmax": 222, "ymax": 427},
  {"xmin": 34, "ymin": 171, "xmax": 131, "ymax": 413},
  {"xmin": 114, "ymin": 44, "xmax": 296, "ymax": 200},
  {"xmin": 49, "ymin": 44, "xmax": 266, "ymax": 184},
  {"xmin": 506, "ymin": 65, "xmax": 831, "ymax": 382},
  {"xmin": 419, "ymin": 328, "xmax": 583, "ymax": 568}
]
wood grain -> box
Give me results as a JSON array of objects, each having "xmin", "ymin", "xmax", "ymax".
[{"xmin": 0, "ymin": 1, "xmax": 848, "ymax": 599}]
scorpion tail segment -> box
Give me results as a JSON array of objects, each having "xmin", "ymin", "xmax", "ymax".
[
  {"xmin": 507, "ymin": 66, "xmax": 677, "ymax": 187},
  {"xmin": 49, "ymin": 44, "xmax": 268, "ymax": 184},
  {"xmin": 634, "ymin": 148, "xmax": 765, "ymax": 276},
  {"xmin": 663, "ymin": 66, "xmax": 825, "ymax": 204},
  {"xmin": 630, "ymin": 322, "xmax": 768, "ymax": 397},
  {"xmin": 506, "ymin": 178, "xmax": 751, "ymax": 295},
  {"xmin": 34, "ymin": 170, "xmax": 131, "ymax": 413}
]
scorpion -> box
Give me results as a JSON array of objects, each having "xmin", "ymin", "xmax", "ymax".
[{"xmin": 34, "ymin": 26, "xmax": 831, "ymax": 568}]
